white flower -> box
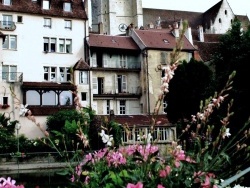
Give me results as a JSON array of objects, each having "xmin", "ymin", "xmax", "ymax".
[
  {"xmin": 19, "ymin": 104, "xmax": 29, "ymax": 116},
  {"xmin": 146, "ymin": 133, "xmax": 152, "ymax": 144},
  {"xmin": 100, "ymin": 130, "xmax": 113, "ymax": 146},
  {"xmin": 223, "ymin": 128, "xmax": 231, "ymax": 138}
]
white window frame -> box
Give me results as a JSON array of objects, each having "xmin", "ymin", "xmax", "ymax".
[
  {"xmin": 2, "ymin": 15, "xmax": 12, "ymax": 27},
  {"xmin": 2, "ymin": 65, "xmax": 17, "ymax": 81},
  {"xmin": 44, "ymin": 18, "xmax": 51, "ymax": 28},
  {"xmin": 63, "ymin": 2, "xmax": 71, "ymax": 12},
  {"xmin": 59, "ymin": 67, "xmax": 71, "ymax": 82},
  {"xmin": 58, "ymin": 38, "xmax": 72, "ymax": 53},
  {"xmin": 2, "ymin": 35, "xmax": 17, "ymax": 50},
  {"xmin": 79, "ymin": 71, "xmax": 88, "ymax": 84},
  {"xmin": 3, "ymin": 0, "xmax": 11, "ymax": 5},
  {"xmin": 119, "ymin": 100, "xmax": 126, "ymax": 114},
  {"xmin": 43, "ymin": 0, "xmax": 50, "ymax": 10},
  {"xmin": 43, "ymin": 37, "xmax": 57, "ymax": 52},
  {"xmin": 120, "ymin": 54, "xmax": 127, "ymax": 68},
  {"xmin": 64, "ymin": 20, "xmax": 72, "ymax": 29},
  {"xmin": 92, "ymin": 54, "xmax": 97, "ymax": 67},
  {"xmin": 44, "ymin": 66, "xmax": 57, "ymax": 82}
]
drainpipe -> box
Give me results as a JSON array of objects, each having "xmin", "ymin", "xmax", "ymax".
[{"xmin": 142, "ymin": 50, "xmax": 150, "ymax": 115}]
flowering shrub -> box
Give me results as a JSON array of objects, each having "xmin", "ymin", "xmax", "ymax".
[{"xmin": 0, "ymin": 177, "xmax": 24, "ymax": 188}]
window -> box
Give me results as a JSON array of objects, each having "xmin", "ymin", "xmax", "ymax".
[
  {"xmin": 107, "ymin": 100, "xmax": 110, "ymax": 114},
  {"xmin": 79, "ymin": 71, "xmax": 88, "ymax": 84},
  {"xmin": 3, "ymin": 97, "xmax": 8, "ymax": 105},
  {"xmin": 64, "ymin": 20, "xmax": 72, "ymax": 29},
  {"xmin": 117, "ymin": 75, "xmax": 127, "ymax": 93},
  {"xmin": 2, "ymin": 65, "xmax": 17, "ymax": 81},
  {"xmin": 160, "ymin": 52, "xmax": 168, "ymax": 65},
  {"xmin": 2, "ymin": 35, "xmax": 17, "ymax": 50},
  {"xmin": 81, "ymin": 92, "xmax": 87, "ymax": 101},
  {"xmin": 225, "ymin": 10, "xmax": 227, "ymax": 15},
  {"xmin": 120, "ymin": 100, "xmax": 126, "ymax": 114},
  {"xmin": 2, "ymin": 15, "xmax": 12, "ymax": 27},
  {"xmin": 120, "ymin": 54, "xmax": 127, "ymax": 68},
  {"xmin": 43, "ymin": 37, "xmax": 56, "ymax": 52},
  {"xmin": 59, "ymin": 67, "xmax": 71, "ymax": 82},
  {"xmin": 58, "ymin": 38, "xmax": 72, "ymax": 53},
  {"xmin": 17, "ymin": 16, "xmax": 22, "ymax": 23},
  {"xmin": 64, "ymin": 2, "xmax": 71, "ymax": 12},
  {"xmin": 42, "ymin": 0, "xmax": 50, "ymax": 10},
  {"xmin": 44, "ymin": 66, "xmax": 56, "ymax": 81},
  {"xmin": 219, "ymin": 18, "xmax": 222, "ymax": 23},
  {"xmin": 44, "ymin": 18, "xmax": 51, "ymax": 28},
  {"xmin": 3, "ymin": 0, "xmax": 11, "ymax": 5}
]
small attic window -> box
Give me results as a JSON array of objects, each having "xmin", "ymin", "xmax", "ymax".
[
  {"xmin": 163, "ymin": 39, "xmax": 169, "ymax": 44},
  {"xmin": 43, "ymin": 0, "xmax": 50, "ymax": 10},
  {"xmin": 219, "ymin": 18, "xmax": 222, "ymax": 23},
  {"xmin": 3, "ymin": 0, "xmax": 11, "ymax": 6},
  {"xmin": 64, "ymin": 2, "xmax": 72, "ymax": 12},
  {"xmin": 225, "ymin": 10, "xmax": 227, "ymax": 15}
]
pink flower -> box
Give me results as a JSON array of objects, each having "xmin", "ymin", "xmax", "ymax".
[
  {"xmin": 127, "ymin": 182, "xmax": 143, "ymax": 188},
  {"xmin": 157, "ymin": 185, "xmax": 165, "ymax": 188},
  {"xmin": 159, "ymin": 165, "xmax": 171, "ymax": 177}
]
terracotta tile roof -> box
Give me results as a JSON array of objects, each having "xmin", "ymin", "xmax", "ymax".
[
  {"xmin": 22, "ymin": 82, "xmax": 76, "ymax": 90},
  {"xmin": 0, "ymin": 0, "xmax": 87, "ymax": 19},
  {"xmin": 133, "ymin": 29, "xmax": 195, "ymax": 51},
  {"xmin": 143, "ymin": 8, "xmax": 203, "ymax": 29},
  {"xmin": 73, "ymin": 58, "xmax": 90, "ymax": 70},
  {"xmin": 109, "ymin": 114, "xmax": 171, "ymax": 127},
  {"xmin": 193, "ymin": 41, "xmax": 219, "ymax": 62},
  {"xmin": 236, "ymin": 15, "xmax": 250, "ymax": 31},
  {"xmin": 87, "ymin": 34, "xmax": 140, "ymax": 50}
]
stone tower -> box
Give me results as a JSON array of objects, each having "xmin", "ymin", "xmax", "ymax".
[{"xmin": 91, "ymin": 0, "xmax": 143, "ymax": 35}]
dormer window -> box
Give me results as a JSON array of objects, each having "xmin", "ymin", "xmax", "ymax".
[
  {"xmin": 3, "ymin": 0, "xmax": 11, "ymax": 5},
  {"xmin": 163, "ymin": 39, "xmax": 169, "ymax": 44},
  {"xmin": 43, "ymin": 0, "xmax": 50, "ymax": 10},
  {"xmin": 64, "ymin": 2, "xmax": 71, "ymax": 12}
]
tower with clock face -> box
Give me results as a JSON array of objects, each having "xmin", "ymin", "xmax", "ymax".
[{"xmin": 90, "ymin": 0, "xmax": 143, "ymax": 35}]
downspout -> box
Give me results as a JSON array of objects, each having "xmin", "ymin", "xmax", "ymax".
[{"xmin": 142, "ymin": 50, "xmax": 150, "ymax": 115}]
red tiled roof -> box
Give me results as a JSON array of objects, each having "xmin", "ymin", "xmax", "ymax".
[
  {"xmin": 0, "ymin": 0, "xmax": 87, "ymax": 19},
  {"xmin": 88, "ymin": 34, "xmax": 140, "ymax": 50},
  {"xmin": 73, "ymin": 58, "xmax": 90, "ymax": 70},
  {"xmin": 133, "ymin": 29, "xmax": 195, "ymax": 51},
  {"xmin": 193, "ymin": 41, "xmax": 219, "ymax": 62},
  {"xmin": 110, "ymin": 114, "xmax": 170, "ymax": 127}
]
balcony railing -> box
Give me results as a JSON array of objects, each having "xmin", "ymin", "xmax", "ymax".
[
  {"xmin": 93, "ymin": 86, "xmax": 142, "ymax": 98},
  {"xmin": 2, "ymin": 72, "xmax": 23, "ymax": 83},
  {"xmin": 91, "ymin": 62, "xmax": 141, "ymax": 72},
  {"xmin": 122, "ymin": 125, "xmax": 176, "ymax": 144},
  {"xmin": 0, "ymin": 21, "xmax": 16, "ymax": 31}
]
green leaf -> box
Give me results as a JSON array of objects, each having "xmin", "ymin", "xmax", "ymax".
[
  {"xmin": 119, "ymin": 170, "xmax": 129, "ymax": 178},
  {"xmin": 109, "ymin": 171, "xmax": 123, "ymax": 185}
]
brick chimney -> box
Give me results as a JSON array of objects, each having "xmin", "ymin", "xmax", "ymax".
[{"xmin": 172, "ymin": 22, "xmax": 179, "ymax": 38}]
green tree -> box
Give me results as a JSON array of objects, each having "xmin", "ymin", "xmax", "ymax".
[
  {"xmin": 166, "ymin": 58, "xmax": 215, "ymax": 123},
  {"xmin": 212, "ymin": 18, "xmax": 250, "ymax": 134}
]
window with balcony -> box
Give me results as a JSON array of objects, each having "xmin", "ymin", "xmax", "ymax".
[
  {"xmin": 117, "ymin": 75, "xmax": 127, "ymax": 93},
  {"xmin": 3, "ymin": 0, "xmax": 11, "ymax": 5},
  {"xmin": 63, "ymin": 2, "xmax": 71, "ymax": 12},
  {"xmin": 2, "ymin": 35, "xmax": 17, "ymax": 50},
  {"xmin": 43, "ymin": 37, "xmax": 56, "ymax": 52},
  {"xmin": 44, "ymin": 18, "xmax": 51, "ymax": 28},
  {"xmin": 64, "ymin": 20, "xmax": 72, "ymax": 29},
  {"xmin": 119, "ymin": 100, "xmax": 126, "ymax": 114},
  {"xmin": 79, "ymin": 71, "xmax": 88, "ymax": 84},
  {"xmin": 2, "ymin": 15, "xmax": 12, "ymax": 28},
  {"xmin": 120, "ymin": 54, "xmax": 127, "ymax": 68},
  {"xmin": 2, "ymin": 65, "xmax": 17, "ymax": 81},
  {"xmin": 42, "ymin": 0, "xmax": 50, "ymax": 10}
]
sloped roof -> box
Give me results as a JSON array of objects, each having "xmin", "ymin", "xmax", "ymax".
[
  {"xmin": 143, "ymin": 8, "xmax": 203, "ymax": 29},
  {"xmin": 73, "ymin": 58, "xmax": 90, "ymax": 70},
  {"xmin": 0, "ymin": 0, "xmax": 87, "ymax": 19},
  {"xmin": 193, "ymin": 41, "xmax": 219, "ymax": 62},
  {"xmin": 88, "ymin": 34, "xmax": 140, "ymax": 50},
  {"xmin": 203, "ymin": 0, "xmax": 223, "ymax": 29},
  {"xmin": 133, "ymin": 29, "xmax": 195, "ymax": 51},
  {"xmin": 111, "ymin": 114, "xmax": 170, "ymax": 127}
]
